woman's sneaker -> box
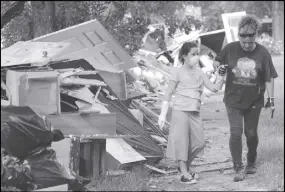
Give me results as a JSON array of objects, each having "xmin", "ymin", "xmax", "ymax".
[
  {"xmin": 180, "ymin": 174, "xmax": 197, "ymax": 184},
  {"xmin": 245, "ymin": 162, "xmax": 257, "ymax": 174},
  {"xmin": 233, "ymin": 164, "xmax": 245, "ymax": 182}
]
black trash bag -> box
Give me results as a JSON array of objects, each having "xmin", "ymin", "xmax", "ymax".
[
  {"xmin": 1, "ymin": 106, "xmax": 63, "ymax": 161},
  {"xmin": 26, "ymin": 148, "xmax": 74, "ymax": 190}
]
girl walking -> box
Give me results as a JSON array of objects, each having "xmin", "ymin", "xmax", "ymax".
[{"xmin": 158, "ymin": 41, "xmax": 227, "ymax": 184}]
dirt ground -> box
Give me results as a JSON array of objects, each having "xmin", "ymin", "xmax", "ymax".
[{"xmin": 145, "ymin": 91, "xmax": 268, "ymax": 191}]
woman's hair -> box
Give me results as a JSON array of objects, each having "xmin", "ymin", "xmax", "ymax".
[
  {"xmin": 238, "ymin": 14, "xmax": 261, "ymax": 33},
  {"xmin": 178, "ymin": 41, "xmax": 198, "ymax": 64}
]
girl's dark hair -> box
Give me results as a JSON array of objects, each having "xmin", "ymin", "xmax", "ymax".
[{"xmin": 178, "ymin": 41, "xmax": 198, "ymax": 64}]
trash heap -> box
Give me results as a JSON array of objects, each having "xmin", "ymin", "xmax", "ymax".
[
  {"xmin": 1, "ymin": 18, "xmax": 227, "ymax": 186},
  {"xmin": 1, "ymin": 106, "xmax": 85, "ymax": 191}
]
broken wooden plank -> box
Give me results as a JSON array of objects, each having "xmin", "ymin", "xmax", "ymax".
[
  {"xmin": 60, "ymin": 76, "xmax": 106, "ymax": 86},
  {"xmin": 144, "ymin": 164, "xmax": 178, "ymax": 175},
  {"xmin": 106, "ymin": 170, "xmax": 127, "ymax": 176},
  {"xmin": 76, "ymin": 70, "xmax": 99, "ymax": 76},
  {"xmin": 194, "ymin": 161, "xmax": 233, "ymax": 173},
  {"xmin": 61, "ymin": 86, "xmax": 95, "ymax": 104},
  {"xmin": 2, "ymin": 41, "xmax": 70, "ymax": 67},
  {"xmin": 106, "ymin": 138, "xmax": 146, "ymax": 169},
  {"xmin": 59, "ymin": 68, "xmax": 83, "ymax": 79},
  {"xmin": 77, "ymin": 134, "xmax": 140, "ymax": 143},
  {"xmin": 34, "ymin": 184, "xmax": 68, "ymax": 191},
  {"xmin": 75, "ymin": 100, "xmax": 110, "ymax": 114},
  {"xmin": 98, "ymin": 70, "xmax": 127, "ymax": 100},
  {"xmin": 150, "ymin": 135, "xmax": 167, "ymax": 145},
  {"xmin": 47, "ymin": 112, "xmax": 117, "ymax": 135}
]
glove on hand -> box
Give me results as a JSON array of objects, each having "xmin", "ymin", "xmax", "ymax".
[{"xmin": 264, "ymin": 97, "xmax": 275, "ymax": 119}]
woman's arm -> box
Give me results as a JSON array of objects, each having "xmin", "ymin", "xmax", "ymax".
[
  {"xmin": 202, "ymin": 73, "xmax": 225, "ymax": 93},
  {"xmin": 266, "ymin": 78, "xmax": 274, "ymax": 98}
]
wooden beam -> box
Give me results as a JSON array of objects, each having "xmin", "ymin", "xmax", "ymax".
[{"xmin": 144, "ymin": 164, "xmax": 178, "ymax": 175}]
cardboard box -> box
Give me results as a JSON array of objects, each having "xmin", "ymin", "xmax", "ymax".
[{"xmin": 6, "ymin": 70, "xmax": 60, "ymax": 115}]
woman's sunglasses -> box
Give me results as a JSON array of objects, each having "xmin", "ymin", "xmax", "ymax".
[{"xmin": 239, "ymin": 33, "xmax": 256, "ymax": 38}]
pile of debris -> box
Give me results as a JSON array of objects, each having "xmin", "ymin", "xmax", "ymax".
[
  {"xmin": 1, "ymin": 18, "xmax": 228, "ymax": 189},
  {"xmin": 1, "ymin": 19, "xmax": 168, "ymax": 190}
]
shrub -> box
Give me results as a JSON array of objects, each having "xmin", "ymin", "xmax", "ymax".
[{"xmin": 256, "ymin": 33, "xmax": 284, "ymax": 56}]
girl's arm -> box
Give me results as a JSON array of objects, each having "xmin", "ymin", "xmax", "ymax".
[
  {"xmin": 160, "ymin": 81, "xmax": 177, "ymax": 117},
  {"xmin": 202, "ymin": 73, "xmax": 225, "ymax": 93}
]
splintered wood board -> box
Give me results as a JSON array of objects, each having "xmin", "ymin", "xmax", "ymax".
[
  {"xmin": 98, "ymin": 70, "xmax": 127, "ymax": 100},
  {"xmin": 47, "ymin": 112, "xmax": 116, "ymax": 135},
  {"xmin": 106, "ymin": 138, "xmax": 146, "ymax": 164},
  {"xmin": 2, "ymin": 41, "xmax": 70, "ymax": 67},
  {"xmin": 34, "ymin": 184, "xmax": 68, "ymax": 191}
]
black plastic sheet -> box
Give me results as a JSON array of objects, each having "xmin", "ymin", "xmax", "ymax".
[
  {"xmin": 26, "ymin": 149, "xmax": 73, "ymax": 189},
  {"xmin": 1, "ymin": 106, "xmax": 53, "ymax": 161}
]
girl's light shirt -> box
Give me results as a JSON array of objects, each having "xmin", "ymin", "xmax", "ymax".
[{"xmin": 170, "ymin": 67, "xmax": 204, "ymax": 112}]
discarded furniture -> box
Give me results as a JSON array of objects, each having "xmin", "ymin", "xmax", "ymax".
[
  {"xmin": 5, "ymin": 69, "xmax": 61, "ymax": 114},
  {"xmin": 51, "ymin": 135, "xmax": 139, "ymax": 179}
]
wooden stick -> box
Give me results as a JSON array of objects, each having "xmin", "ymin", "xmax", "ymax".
[
  {"xmin": 144, "ymin": 164, "xmax": 178, "ymax": 175},
  {"xmin": 61, "ymin": 77, "xmax": 106, "ymax": 86}
]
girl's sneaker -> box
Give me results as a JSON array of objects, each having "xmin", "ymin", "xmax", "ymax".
[
  {"xmin": 178, "ymin": 167, "xmax": 199, "ymax": 180},
  {"xmin": 180, "ymin": 173, "xmax": 197, "ymax": 184},
  {"xmin": 191, "ymin": 172, "xmax": 199, "ymax": 180}
]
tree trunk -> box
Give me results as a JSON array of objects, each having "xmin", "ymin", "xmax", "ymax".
[
  {"xmin": 272, "ymin": 1, "xmax": 284, "ymax": 42},
  {"xmin": 31, "ymin": 1, "xmax": 57, "ymax": 38},
  {"xmin": 1, "ymin": 1, "xmax": 26, "ymax": 29}
]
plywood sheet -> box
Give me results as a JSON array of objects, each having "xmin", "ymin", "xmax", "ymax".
[{"xmin": 1, "ymin": 41, "xmax": 70, "ymax": 67}]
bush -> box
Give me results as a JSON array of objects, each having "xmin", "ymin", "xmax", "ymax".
[{"xmin": 256, "ymin": 33, "xmax": 284, "ymax": 56}]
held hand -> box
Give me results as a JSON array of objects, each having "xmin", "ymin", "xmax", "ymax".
[
  {"xmin": 213, "ymin": 61, "xmax": 220, "ymax": 69},
  {"xmin": 218, "ymin": 65, "xmax": 228, "ymax": 76},
  {"xmin": 264, "ymin": 98, "xmax": 275, "ymax": 119},
  {"xmin": 158, "ymin": 114, "xmax": 166, "ymax": 130}
]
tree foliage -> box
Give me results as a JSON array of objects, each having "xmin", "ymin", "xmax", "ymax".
[
  {"xmin": 1, "ymin": 1, "xmax": 273, "ymax": 55},
  {"xmin": 199, "ymin": 1, "xmax": 272, "ymax": 31}
]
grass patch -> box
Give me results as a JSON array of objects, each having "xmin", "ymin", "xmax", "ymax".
[
  {"xmin": 253, "ymin": 56, "xmax": 284, "ymax": 191},
  {"xmin": 87, "ymin": 165, "xmax": 151, "ymax": 191}
]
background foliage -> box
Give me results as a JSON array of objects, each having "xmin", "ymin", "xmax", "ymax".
[{"xmin": 1, "ymin": 1, "xmax": 277, "ymax": 55}]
